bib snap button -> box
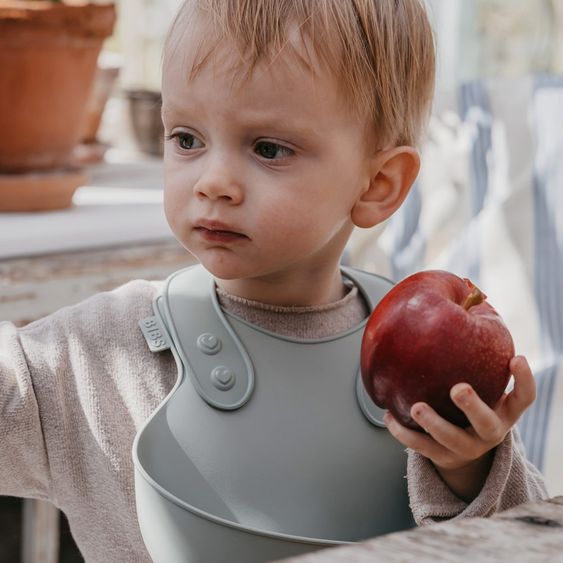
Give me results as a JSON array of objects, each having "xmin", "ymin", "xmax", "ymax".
[
  {"xmin": 197, "ymin": 333, "xmax": 222, "ymax": 355},
  {"xmin": 210, "ymin": 366, "xmax": 236, "ymax": 390}
]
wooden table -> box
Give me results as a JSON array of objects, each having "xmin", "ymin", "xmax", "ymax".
[
  {"xmin": 278, "ymin": 497, "xmax": 563, "ymax": 563},
  {"xmin": 0, "ymin": 152, "xmax": 194, "ymax": 563}
]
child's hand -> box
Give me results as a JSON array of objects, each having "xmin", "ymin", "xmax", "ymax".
[{"xmin": 383, "ymin": 355, "xmax": 536, "ymax": 502}]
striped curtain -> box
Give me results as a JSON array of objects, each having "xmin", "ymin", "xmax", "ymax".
[{"xmin": 348, "ymin": 75, "xmax": 563, "ymax": 495}]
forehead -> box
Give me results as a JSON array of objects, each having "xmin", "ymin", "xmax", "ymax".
[
  {"xmin": 159, "ymin": 8, "xmax": 377, "ymax": 151},
  {"xmin": 162, "ymin": 27, "xmax": 350, "ymax": 123},
  {"xmin": 161, "ymin": 8, "xmax": 354, "ymax": 113},
  {"xmin": 167, "ymin": 18, "xmax": 302, "ymax": 85},
  {"xmin": 164, "ymin": 48, "xmax": 312, "ymax": 102}
]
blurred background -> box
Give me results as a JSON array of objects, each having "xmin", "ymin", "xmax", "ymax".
[
  {"xmin": 63, "ymin": 0, "xmax": 563, "ymax": 156},
  {"xmin": 1, "ymin": 0, "xmax": 562, "ymax": 561}
]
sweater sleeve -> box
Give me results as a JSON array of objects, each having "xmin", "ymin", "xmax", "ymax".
[
  {"xmin": 407, "ymin": 427, "xmax": 548, "ymax": 525},
  {"xmin": 0, "ymin": 321, "xmax": 51, "ymax": 500}
]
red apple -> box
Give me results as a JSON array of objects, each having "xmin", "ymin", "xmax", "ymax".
[{"xmin": 361, "ymin": 270, "xmax": 514, "ymax": 430}]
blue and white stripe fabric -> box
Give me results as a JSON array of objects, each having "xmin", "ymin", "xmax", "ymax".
[{"xmin": 347, "ymin": 75, "xmax": 563, "ymax": 495}]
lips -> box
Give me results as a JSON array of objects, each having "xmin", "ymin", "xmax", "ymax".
[{"xmin": 194, "ymin": 219, "xmax": 248, "ymax": 242}]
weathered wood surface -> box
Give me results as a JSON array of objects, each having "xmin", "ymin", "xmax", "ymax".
[
  {"xmin": 0, "ymin": 240, "xmax": 195, "ymax": 327},
  {"xmin": 279, "ymin": 497, "xmax": 563, "ymax": 563}
]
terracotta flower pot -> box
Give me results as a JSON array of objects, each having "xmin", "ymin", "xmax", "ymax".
[{"xmin": 0, "ymin": 1, "xmax": 116, "ymax": 173}]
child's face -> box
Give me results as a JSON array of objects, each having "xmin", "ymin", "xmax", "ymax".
[{"xmin": 162, "ymin": 31, "xmax": 375, "ymax": 299}]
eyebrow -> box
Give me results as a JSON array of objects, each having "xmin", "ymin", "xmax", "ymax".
[
  {"xmin": 161, "ymin": 102, "xmax": 322, "ymax": 142},
  {"xmin": 161, "ymin": 102, "xmax": 185, "ymax": 120}
]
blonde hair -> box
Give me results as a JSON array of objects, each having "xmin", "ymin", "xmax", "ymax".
[{"xmin": 163, "ymin": 0, "xmax": 435, "ymax": 147}]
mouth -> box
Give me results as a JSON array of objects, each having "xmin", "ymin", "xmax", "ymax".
[{"xmin": 194, "ymin": 220, "xmax": 249, "ymax": 243}]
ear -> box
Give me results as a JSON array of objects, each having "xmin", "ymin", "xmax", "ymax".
[{"xmin": 351, "ymin": 146, "xmax": 420, "ymax": 229}]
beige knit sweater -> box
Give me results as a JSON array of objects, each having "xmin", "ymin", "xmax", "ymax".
[{"xmin": 0, "ymin": 279, "xmax": 547, "ymax": 562}]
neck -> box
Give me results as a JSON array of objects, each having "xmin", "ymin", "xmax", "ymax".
[{"xmin": 215, "ymin": 265, "xmax": 346, "ymax": 307}]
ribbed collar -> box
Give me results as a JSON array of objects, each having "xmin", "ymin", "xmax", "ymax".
[{"xmin": 216, "ymin": 282, "xmax": 369, "ymax": 339}]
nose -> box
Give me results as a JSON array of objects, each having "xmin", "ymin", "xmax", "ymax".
[{"xmin": 193, "ymin": 154, "xmax": 244, "ymax": 204}]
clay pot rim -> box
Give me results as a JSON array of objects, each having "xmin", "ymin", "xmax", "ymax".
[{"xmin": 0, "ymin": 1, "xmax": 116, "ymax": 38}]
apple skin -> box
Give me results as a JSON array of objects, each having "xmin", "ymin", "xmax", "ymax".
[{"xmin": 361, "ymin": 270, "xmax": 515, "ymax": 430}]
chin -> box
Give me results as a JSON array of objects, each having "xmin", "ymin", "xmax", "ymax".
[{"xmin": 195, "ymin": 255, "xmax": 252, "ymax": 281}]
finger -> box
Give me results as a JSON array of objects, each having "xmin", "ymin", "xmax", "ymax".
[
  {"xmin": 501, "ymin": 355, "xmax": 536, "ymax": 424},
  {"xmin": 410, "ymin": 400, "xmax": 480, "ymax": 457},
  {"xmin": 384, "ymin": 411, "xmax": 451, "ymax": 462},
  {"xmin": 450, "ymin": 384, "xmax": 505, "ymax": 445}
]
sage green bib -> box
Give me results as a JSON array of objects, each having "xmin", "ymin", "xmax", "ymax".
[{"xmin": 133, "ymin": 265, "xmax": 414, "ymax": 563}]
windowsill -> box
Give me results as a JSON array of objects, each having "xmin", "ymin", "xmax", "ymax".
[{"xmin": 0, "ymin": 149, "xmax": 173, "ymax": 260}]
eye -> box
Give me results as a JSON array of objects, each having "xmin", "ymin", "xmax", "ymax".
[
  {"xmin": 166, "ymin": 132, "xmax": 204, "ymax": 151},
  {"xmin": 254, "ymin": 141, "xmax": 294, "ymax": 160}
]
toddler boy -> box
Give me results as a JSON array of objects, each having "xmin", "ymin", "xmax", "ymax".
[{"xmin": 0, "ymin": 1, "xmax": 546, "ymax": 561}]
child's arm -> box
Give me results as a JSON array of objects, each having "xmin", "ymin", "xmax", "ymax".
[
  {"xmin": 0, "ymin": 321, "xmax": 51, "ymax": 499},
  {"xmin": 384, "ymin": 355, "xmax": 548, "ymax": 507}
]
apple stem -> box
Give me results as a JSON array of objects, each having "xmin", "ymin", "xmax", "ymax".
[{"xmin": 462, "ymin": 286, "xmax": 485, "ymax": 310}]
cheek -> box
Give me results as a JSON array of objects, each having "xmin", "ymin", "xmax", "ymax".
[
  {"xmin": 252, "ymin": 193, "xmax": 308, "ymax": 234},
  {"xmin": 253, "ymin": 200, "xmax": 331, "ymax": 253},
  {"xmin": 163, "ymin": 163, "xmax": 193, "ymax": 221},
  {"xmin": 162, "ymin": 191, "xmax": 176, "ymax": 228},
  {"xmin": 163, "ymin": 183, "xmax": 190, "ymax": 235}
]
